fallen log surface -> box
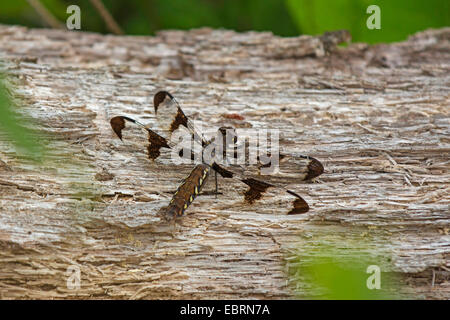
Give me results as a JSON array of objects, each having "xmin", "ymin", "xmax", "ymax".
[{"xmin": 0, "ymin": 25, "xmax": 448, "ymax": 299}]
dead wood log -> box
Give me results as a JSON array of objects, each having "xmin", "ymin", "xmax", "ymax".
[{"xmin": 0, "ymin": 25, "xmax": 448, "ymax": 299}]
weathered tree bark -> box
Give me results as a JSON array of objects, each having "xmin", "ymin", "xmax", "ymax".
[{"xmin": 0, "ymin": 25, "xmax": 448, "ymax": 299}]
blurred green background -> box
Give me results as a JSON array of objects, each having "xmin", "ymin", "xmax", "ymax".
[{"xmin": 0, "ymin": 0, "xmax": 448, "ymax": 43}]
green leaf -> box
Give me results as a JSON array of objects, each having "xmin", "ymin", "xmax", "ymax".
[
  {"xmin": 0, "ymin": 78, "xmax": 44, "ymax": 161},
  {"xmin": 285, "ymin": 0, "xmax": 450, "ymax": 43},
  {"xmin": 286, "ymin": 242, "xmax": 404, "ymax": 299}
]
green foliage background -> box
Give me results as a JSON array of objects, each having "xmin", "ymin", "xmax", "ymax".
[
  {"xmin": 0, "ymin": 0, "xmax": 448, "ymax": 43},
  {"xmin": 0, "ymin": 79, "xmax": 44, "ymax": 161}
]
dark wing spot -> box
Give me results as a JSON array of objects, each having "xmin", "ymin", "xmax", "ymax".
[
  {"xmin": 110, "ymin": 116, "xmax": 126, "ymax": 140},
  {"xmin": 242, "ymin": 178, "xmax": 272, "ymax": 204},
  {"xmin": 286, "ymin": 190, "xmax": 309, "ymax": 214},
  {"xmin": 289, "ymin": 198, "xmax": 310, "ymax": 214},
  {"xmin": 305, "ymin": 157, "xmax": 324, "ymax": 180},
  {"xmin": 153, "ymin": 91, "xmax": 170, "ymax": 114},
  {"xmin": 170, "ymin": 108, "xmax": 189, "ymax": 133},
  {"xmin": 211, "ymin": 162, "xmax": 234, "ymax": 178},
  {"xmin": 147, "ymin": 129, "xmax": 170, "ymax": 160}
]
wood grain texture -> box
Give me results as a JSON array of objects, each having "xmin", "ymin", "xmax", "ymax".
[{"xmin": 0, "ymin": 25, "xmax": 448, "ymax": 299}]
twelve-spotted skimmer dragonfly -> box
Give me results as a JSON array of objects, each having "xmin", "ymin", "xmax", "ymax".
[{"xmin": 110, "ymin": 91, "xmax": 323, "ymax": 220}]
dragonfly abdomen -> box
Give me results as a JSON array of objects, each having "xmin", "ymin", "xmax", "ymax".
[{"xmin": 164, "ymin": 164, "xmax": 210, "ymax": 220}]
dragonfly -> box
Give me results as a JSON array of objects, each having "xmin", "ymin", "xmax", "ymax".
[{"xmin": 110, "ymin": 91, "xmax": 324, "ymax": 221}]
